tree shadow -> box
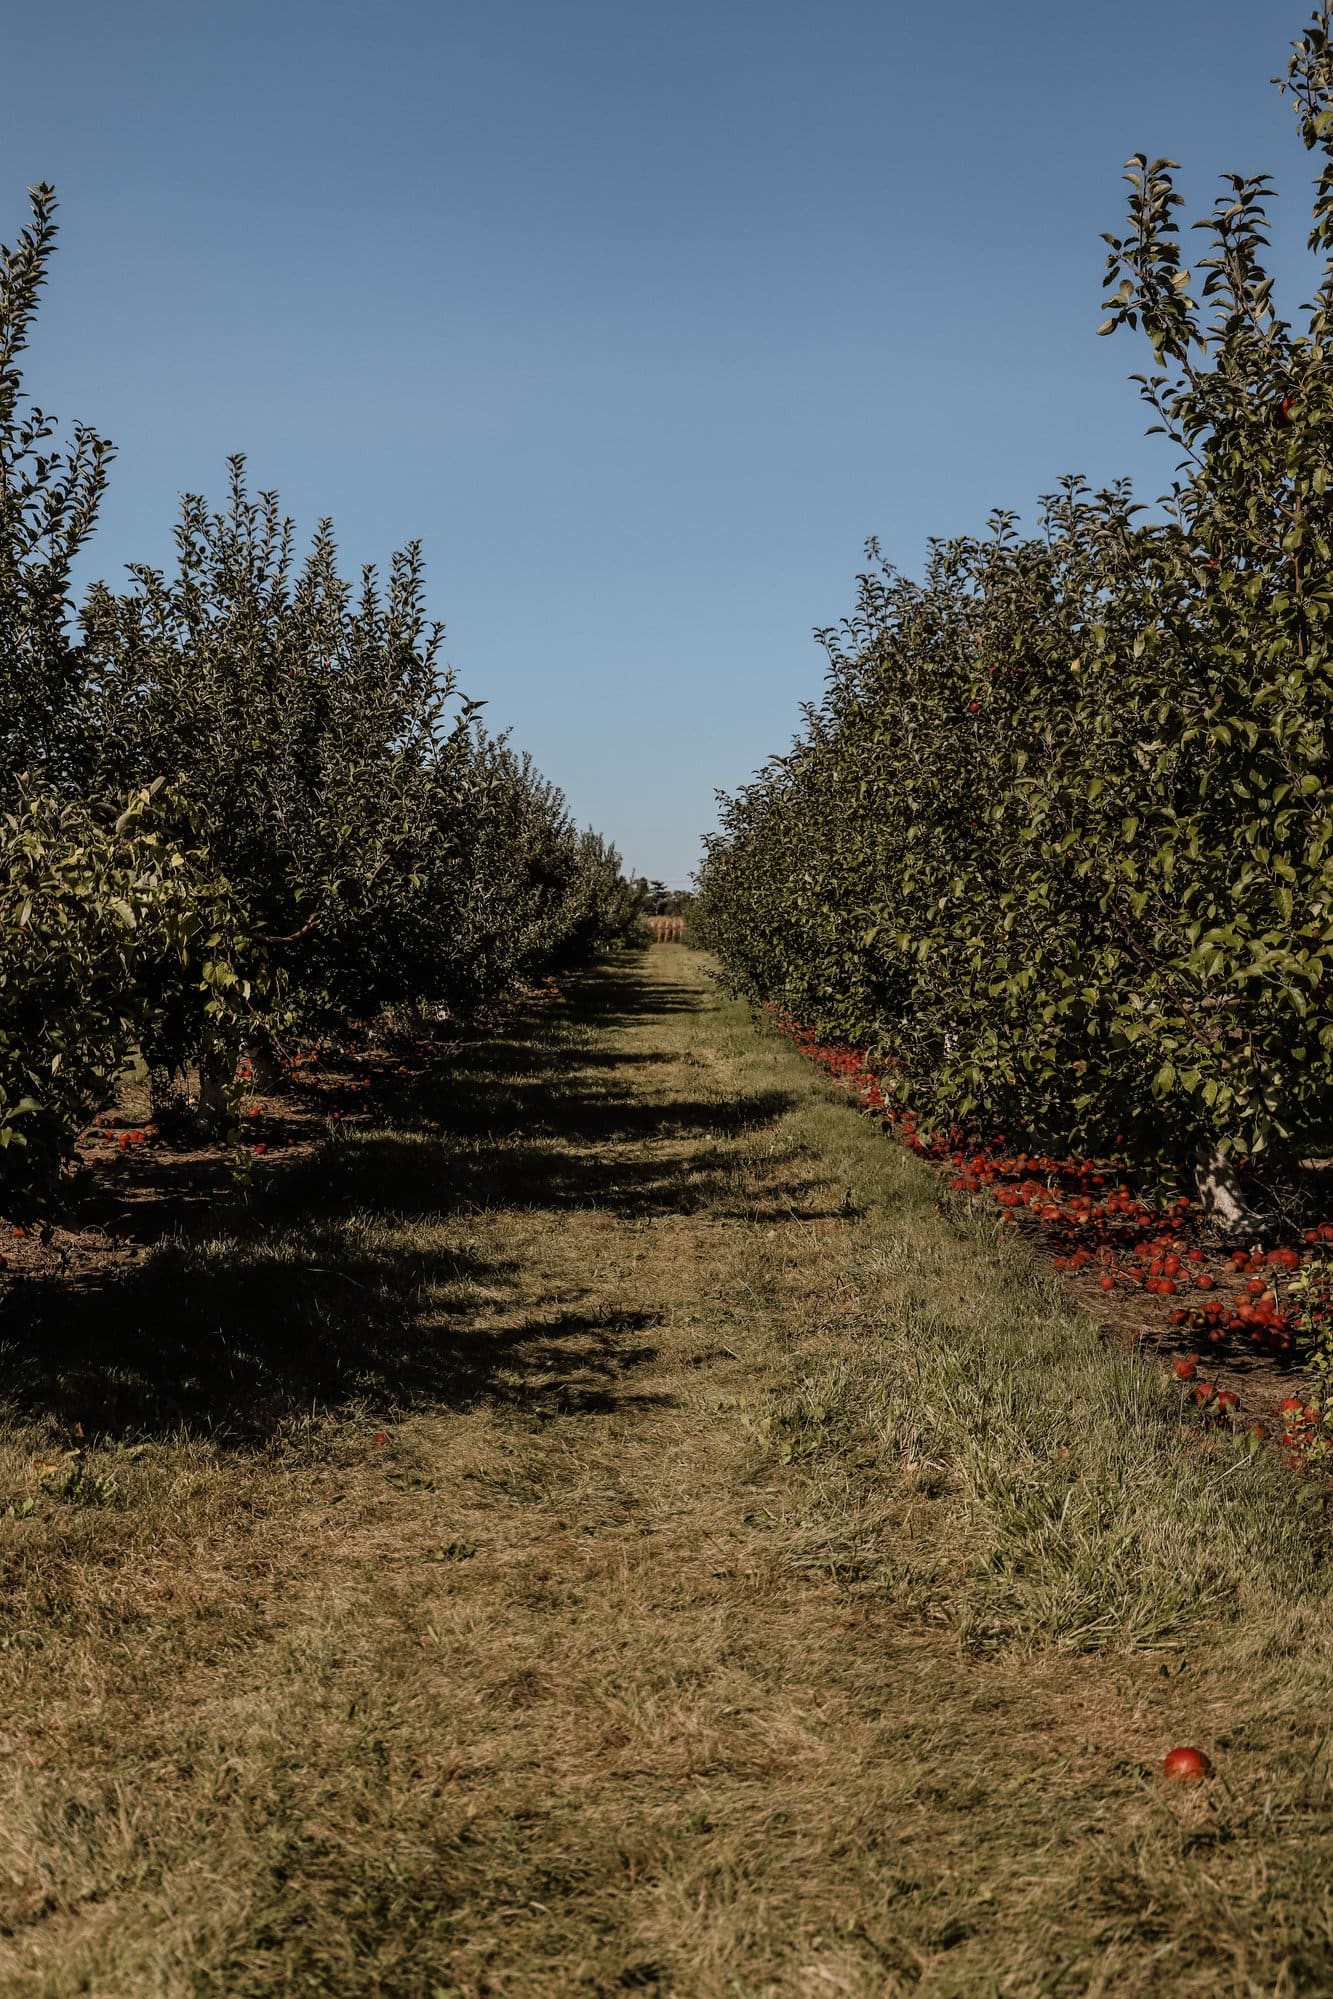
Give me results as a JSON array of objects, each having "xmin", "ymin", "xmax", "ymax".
[{"xmin": 0, "ymin": 964, "xmax": 814, "ymax": 1444}]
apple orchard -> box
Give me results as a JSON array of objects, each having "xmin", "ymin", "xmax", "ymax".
[{"xmin": 696, "ymin": 9, "xmax": 1333, "ymax": 1457}]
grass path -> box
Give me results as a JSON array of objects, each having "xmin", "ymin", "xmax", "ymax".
[{"xmin": 2, "ymin": 950, "xmax": 1333, "ymax": 1995}]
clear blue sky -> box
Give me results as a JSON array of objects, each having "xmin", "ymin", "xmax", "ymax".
[{"xmin": 1, "ymin": 0, "xmax": 1317, "ymax": 882}]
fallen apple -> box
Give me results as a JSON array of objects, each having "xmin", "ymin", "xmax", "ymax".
[{"xmin": 1163, "ymin": 1745, "xmax": 1212, "ymax": 1782}]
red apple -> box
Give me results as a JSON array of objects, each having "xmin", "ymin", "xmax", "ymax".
[{"xmin": 1163, "ymin": 1745, "xmax": 1212, "ymax": 1782}]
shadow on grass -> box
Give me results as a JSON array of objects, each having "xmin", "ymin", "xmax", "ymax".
[{"xmin": 0, "ymin": 963, "xmax": 812, "ymax": 1443}]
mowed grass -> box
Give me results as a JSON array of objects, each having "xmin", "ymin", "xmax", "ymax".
[{"xmin": 0, "ymin": 949, "xmax": 1332, "ymax": 1996}]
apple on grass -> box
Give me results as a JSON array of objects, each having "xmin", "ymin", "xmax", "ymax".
[{"xmin": 1163, "ymin": 1746, "xmax": 1213, "ymax": 1782}]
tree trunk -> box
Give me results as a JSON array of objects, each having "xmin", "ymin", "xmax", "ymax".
[
  {"xmin": 246, "ymin": 1031, "xmax": 284, "ymax": 1095},
  {"xmin": 196, "ymin": 1050, "xmax": 235, "ymax": 1133},
  {"xmin": 148, "ymin": 1064, "xmax": 190, "ymax": 1132},
  {"xmin": 1192, "ymin": 1145, "xmax": 1260, "ymax": 1240}
]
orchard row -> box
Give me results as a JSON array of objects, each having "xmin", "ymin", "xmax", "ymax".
[
  {"xmin": 697, "ymin": 10, "xmax": 1333, "ymax": 1219},
  {"xmin": 0, "ymin": 186, "xmax": 638, "ymax": 1212}
]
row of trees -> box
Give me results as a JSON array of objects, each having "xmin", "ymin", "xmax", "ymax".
[
  {"xmin": 1, "ymin": 185, "xmax": 637, "ymax": 1210},
  {"xmin": 696, "ymin": 9, "xmax": 1333, "ymax": 1218}
]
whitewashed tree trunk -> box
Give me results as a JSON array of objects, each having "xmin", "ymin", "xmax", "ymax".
[{"xmin": 1192, "ymin": 1145, "xmax": 1259, "ymax": 1238}]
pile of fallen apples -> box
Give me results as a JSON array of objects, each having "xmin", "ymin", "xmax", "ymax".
[{"xmin": 777, "ymin": 1016, "xmax": 1331, "ymax": 1467}]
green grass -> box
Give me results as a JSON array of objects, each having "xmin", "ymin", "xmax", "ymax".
[{"xmin": 0, "ymin": 949, "xmax": 1331, "ymax": 1995}]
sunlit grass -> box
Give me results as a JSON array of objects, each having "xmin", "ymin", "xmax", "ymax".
[{"xmin": 0, "ymin": 950, "xmax": 1329, "ymax": 1995}]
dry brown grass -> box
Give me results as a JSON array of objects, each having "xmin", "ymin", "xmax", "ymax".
[{"xmin": 0, "ymin": 951, "xmax": 1331, "ymax": 1995}]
